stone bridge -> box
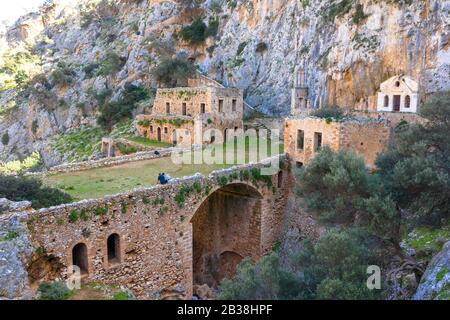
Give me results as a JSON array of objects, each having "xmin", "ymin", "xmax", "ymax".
[{"xmin": 9, "ymin": 155, "xmax": 292, "ymax": 299}]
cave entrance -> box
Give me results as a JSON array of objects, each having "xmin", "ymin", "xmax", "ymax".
[{"xmin": 191, "ymin": 183, "xmax": 263, "ymax": 289}]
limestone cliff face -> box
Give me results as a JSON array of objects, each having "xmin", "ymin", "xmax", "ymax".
[{"xmin": 0, "ymin": 0, "xmax": 448, "ymax": 164}]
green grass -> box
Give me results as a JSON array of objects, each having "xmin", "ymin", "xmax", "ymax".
[
  {"xmin": 403, "ymin": 225, "xmax": 450, "ymax": 263},
  {"xmin": 52, "ymin": 121, "xmax": 136, "ymax": 163},
  {"xmin": 113, "ymin": 291, "xmax": 129, "ymax": 300},
  {"xmin": 126, "ymin": 136, "xmax": 172, "ymax": 148},
  {"xmin": 44, "ymin": 137, "xmax": 283, "ymax": 201}
]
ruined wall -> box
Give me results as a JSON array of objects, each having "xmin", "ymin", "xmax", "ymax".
[
  {"xmin": 136, "ymin": 114, "xmax": 196, "ymax": 146},
  {"xmin": 17, "ymin": 158, "xmax": 291, "ymax": 299},
  {"xmin": 284, "ymin": 117, "xmax": 340, "ymax": 166},
  {"xmin": 339, "ymin": 121, "xmax": 391, "ymax": 168},
  {"xmin": 284, "ymin": 117, "xmax": 391, "ymax": 168},
  {"xmin": 137, "ymin": 86, "xmax": 244, "ymax": 145},
  {"xmin": 153, "ymin": 88, "xmax": 212, "ymax": 116}
]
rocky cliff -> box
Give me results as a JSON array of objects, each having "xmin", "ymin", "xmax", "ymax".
[{"xmin": 0, "ymin": 0, "xmax": 449, "ymax": 165}]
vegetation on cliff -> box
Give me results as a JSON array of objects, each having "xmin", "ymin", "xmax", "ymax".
[
  {"xmin": 219, "ymin": 92, "xmax": 450, "ymax": 300},
  {"xmin": 0, "ymin": 175, "xmax": 72, "ymax": 209}
]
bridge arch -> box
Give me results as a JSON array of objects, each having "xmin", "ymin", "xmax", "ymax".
[{"xmin": 190, "ymin": 182, "xmax": 263, "ymax": 289}]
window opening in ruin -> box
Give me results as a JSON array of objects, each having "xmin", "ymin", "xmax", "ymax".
[
  {"xmin": 297, "ymin": 130, "xmax": 304, "ymax": 150},
  {"xmin": 107, "ymin": 234, "xmax": 120, "ymax": 264},
  {"xmin": 314, "ymin": 132, "xmax": 322, "ymax": 152}
]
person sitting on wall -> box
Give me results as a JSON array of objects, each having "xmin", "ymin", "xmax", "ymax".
[
  {"xmin": 158, "ymin": 173, "xmax": 171, "ymax": 185},
  {"xmin": 164, "ymin": 173, "xmax": 172, "ymax": 182},
  {"xmin": 158, "ymin": 173, "xmax": 165, "ymax": 185}
]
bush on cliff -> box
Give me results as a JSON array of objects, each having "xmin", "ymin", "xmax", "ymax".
[
  {"xmin": 376, "ymin": 90, "xmax": 450, "ymax": 228},
  {"xmin": 0, "ymin": 175, "xmax": 72, "ymax": 209},
  {"xmin": 153, "ymin": 58, "xmax": 196, "ymax": 87}
]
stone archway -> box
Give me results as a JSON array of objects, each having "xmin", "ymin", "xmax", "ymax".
[{"xmin": 191, "ymin": 183, "xmax": 263, "ymax": 289}]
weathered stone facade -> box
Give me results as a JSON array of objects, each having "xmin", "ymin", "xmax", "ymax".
[
  {"xmin": 136, "ymin": 86, "xmax": 244, "ymax": 146},
  {"xmin": 9, "ymin": 156, "xmax": 291, "ymax": 299},
  {"xmin": 284, "ymin": 117, "xmax": 391, "ymax": 168}
]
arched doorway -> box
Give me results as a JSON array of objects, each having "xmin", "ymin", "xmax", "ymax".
[
  {"xmin": 157, "ymin": 127, "xmax": 161, "ymax": 141},
  {"xmin": 224, "ymin": 128, "xmax": 228, "ymax": 143},
  {"xmin": 172, "ymin": 130, "xmax": 177, "ymax": 145},
  {"xmin": 191, "ymin": 183, "xmax": 263, "ymax": 288},
  {"xmin": 72, "ymin": 243, "xmax": 88, "ymax": 275}
]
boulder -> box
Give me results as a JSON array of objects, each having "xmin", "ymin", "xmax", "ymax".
[{"xmin": 413, "ymin": 241, "xmax": 450, "ymax": 300}]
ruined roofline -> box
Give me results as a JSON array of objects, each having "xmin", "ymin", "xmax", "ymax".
[
  {"xmin": 8, "ymin": 154, "xmax": 287, "ymax": 216},
  {"xmin": 157, "ymin": 86, "xmax": 242, "ymax": 92},
  {"xmin": 286, "ymin": 115, "xmax": 390, "ymax": 125}
]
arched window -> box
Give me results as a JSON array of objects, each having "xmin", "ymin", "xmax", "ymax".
[
  {"xmin": 107, "ymin": 234, "xmax": 120, "ymax": 264},
  {"xmin": 395, "ymin": 81, "xmax": 400, "ymax": 87},
  {"xmin": 72, "ymin": 243, "xmax": 88, "ymax": 274},
  {"xmin": 384, "ymin": 95, "xmax": 389, "ymax": 108},
  {"xmin": 404, "ymin": 95, "xmax": 411, "ymax": 108}
]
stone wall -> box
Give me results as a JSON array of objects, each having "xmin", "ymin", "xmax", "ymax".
[
  {"xmin": 284, "ymin": 117, "xmax": 391, "ymax": 168},
  {"xmin": 11, "ymin": 156, "xmax": 292, "ymax": 299}
]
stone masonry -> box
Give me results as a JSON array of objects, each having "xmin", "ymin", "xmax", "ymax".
[
  {"xmin": 136, "ymin": 86, "xmax": 244, "ymax": 147},
  {"xmin": 5, "ymin": 156, "xmax": 292, "ymax": 300},
  {"xmin": 284, "ymin": 117, "xmax": 391, "ymax": 168}
]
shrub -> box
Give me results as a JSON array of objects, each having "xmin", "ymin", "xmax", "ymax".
[
  {"xmin": 323, "ymin": 0, "xmax": 353, "ymax": 23},
  {"xmin": 138, "ymin": 119, "xmax": 150, "ymax": 127},
  {"xmin": 117, "ymin": 142, "xmax": 138, "ymax": 155},
  {"xmin": 93, "ymin": 206, "xmax": 108, "ymax": 216},
  {"xmin": 83, "ymin": 63, "xmax": 100, "ymax": 78},
  {"xmin": 113, "ymin": 291, "xmax": 129, "ymax": 300},
  {"xmin": 352, "ymin": 4, "xmax": 368, "ymax": 25},
  {"xmin": 50, "ymin": 62, "xmax": 75, "ymax": 86},
  {"xmin": 38, "ymin": 282, "xmax": 72, "ymax": 300},
  {"xmin": 310, "ymin": 106, "xmax": 344, "ymax": 119},
  {"xmin": 98, "ymin": 52, "xmax": 125, "ymax": 76},
  {"xmin": 0, "ymin": 175, "xmax": 71, "ymax": 210},
  {"xmin": 1, "ymin": 132, "xmax": 9, "ymax": 145},
  {"xmin": 218, "ymin": 228, "xmax": 385, "ymax": 300},
  {"xmin": 179, "ymin": 18, "xmax": 207, "ymax": 44},
  {"xmin": 68, "ymin": 210, "xmax": 79, "ymax": 223},
  {"xmin": 153, "ymin": 58, "xmax": 196, "ymax": 87},
  {"xmin": 121, "ymin": 202, "xmax": 127, "ymax": 214},
  {"xmin": 255, "ymin": 42, "xmax": 268, "ymax": 53},
  {"xmin": 375, "ymin": 91, "xmax": 450, "ymax": 228},
  {"xmin": 2, "ymin": 230, "xmax": 19, "ymax": 241},
  {"xmin": 97, "ymin": 83, "xmax": 149, "ymax": 130}
]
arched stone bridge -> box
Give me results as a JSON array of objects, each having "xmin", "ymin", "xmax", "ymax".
[{"xmin": 17, "ymin": 155, "xmax": 292, "ymax": 299}]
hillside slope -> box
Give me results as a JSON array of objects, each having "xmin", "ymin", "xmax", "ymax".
[{"xmin": 0, "ymin": 0, "xmax": 448, "ymax": 165}]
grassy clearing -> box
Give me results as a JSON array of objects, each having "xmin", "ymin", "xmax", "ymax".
[
  {"xmin": 44, "ymin": 137, "xmax": 283, "ymax": 201},
  {"xmin": 126, "ymin": 136, "xmax": 172, "ymax": 148}
]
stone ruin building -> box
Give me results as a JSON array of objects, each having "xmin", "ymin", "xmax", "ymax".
[
  {"xmin": 284, "ymin": 68, "xmax": 406, "ymax": 168},
  {"xmin": 136, "ymin": 79, "xmax": 244, "ymax": 147},
  {"xmin": 284, "ymin": 117, "xmax": 391, "ymax": 168},
  {"xmin": 291, "ymin": 66, "xmax": 309, "ymax": 117}
]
